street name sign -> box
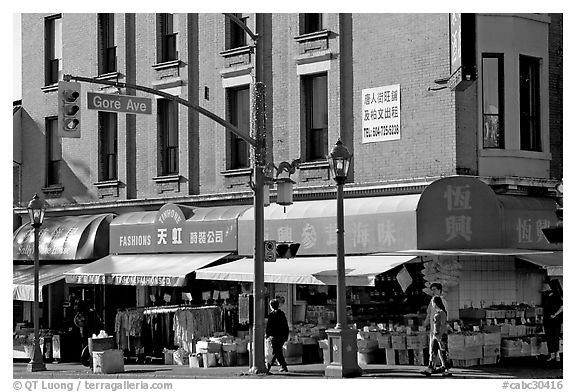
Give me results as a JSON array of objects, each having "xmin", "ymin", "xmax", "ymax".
[{"xmin": 87, "ymin": 92, "xmax": 152, "ymax": 114}]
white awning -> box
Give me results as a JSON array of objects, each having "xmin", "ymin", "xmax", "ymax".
[
  {"xmin": 517, "ymin": 251, "xmax": 563, "ymax": 276},
  {"xmin": 14, "ymin": 264, "xmax": 84, "ymax": 302},
  {"xmin": 195, "ymin": 255, "xmax": 416, "ymax": 287},
  {"xmin": 63, "ymin": 253, "xmax": 231, "ymax": 286},
  {"xmin": 373, "ymin": 249, "xmax": 555, "ymax": 257}
]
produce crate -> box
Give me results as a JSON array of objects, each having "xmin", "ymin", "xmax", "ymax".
[
  {"xmin": 452, "ymin": 358, "xmax": 480, "ymax": 368},
  {"xmin": 480, "ymin": 356, "xmax": 498, "ymax": 365},
  {"xmin": 483, "ymin": 332, "xmax": 501, "ymax": 346},
  {"xmin": 483, "ymin": 344, "xmax": 501, "ymax": 357},
  {"xmin": 464, "ymin": 334, "xmax": 484, "ymax": 347},
  {"xmin": 377, "ymin": 334, "xmax": 391, "ymax": 349},
  {"xmin": 397, "ymin": 349, "xmax": 409, "ymax": 365},
  {"xmin": 390, "ymin": 334, "xmax": 406, "ymax": 349},
  {"xmin": 447, "ymin": 334, "xmax": 465, "ymax": 350},
  {"xmin": 406, "ymin": 334, "xmax": 426, "ymax": 349},
  {"xmin": 385, "ymin": 348, "xmax": 396, "ymax": 365},
  {"xmin": 450, "ymin": 346, "xmax": 482, "ymax": 360}
]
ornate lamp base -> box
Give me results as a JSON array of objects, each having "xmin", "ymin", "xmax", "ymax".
[{"xmin": 324, "ymin": 328, "xmax": 362, "ymax": 378}]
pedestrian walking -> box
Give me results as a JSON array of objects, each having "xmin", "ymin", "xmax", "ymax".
[
  {"xmin": 423, "ymin": 283, "xmax": 450, "ymax": 369},
  {"xmin": 265, "ymin": 298, "xmax": 290, "ymax": 373},
  {"xmin": 423, "ymin": 296, "xmax": 451, "ymax": 376},
  {"xmin": 542, "ymin": 280, "xmax": 563, "ymax": 362}
]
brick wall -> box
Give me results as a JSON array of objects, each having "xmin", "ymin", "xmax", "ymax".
[
  {"xmin": 548, "ymin": 14, "xmax": 563, "ymax": 181},
  {"xmin": 18, "ymin": 13, "xmax": 561, "ymax": 210}
]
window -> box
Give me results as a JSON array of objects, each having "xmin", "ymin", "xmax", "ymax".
[
  {"xmin": 46, "ymin": 118, "xmax": 61, "ymax": 186},
  {"xmin": 158, "ymin": 99, "xmax": 179, "ymax": 175},
  {"xmin": 303, "ymin": 13, "xmax": 322, "ymax": 34},
  {"xmin": 519, "ymin": 55, "xmax": 541, "ymax": 151},
  {"xmin": 304, "ymin": 74, "xmax": 328, "ymax": 161},
  {"xmin": 98, "ymin": 112, "xmax": 118, "ymax": 181},
  {"xmin": 228, "ymin": 13, "xmax": 247, "ymax": 49},
  {"xmin": 158, "ymin": 13, "xmax": 178, "ymax": 62},
  {"xmin": 482, "ymin": 54, "xmax": 504, "ymax": 148},
  {"xmin": 227, "ymin": 86, "xmax": 250, "ymax": 169},
  {"xmin": 45, "ymin": 15, "xmax": 62, "ymax": 85},
  {"xmin": 98, "ymin": 13, "xmax": 116, "ymax": 74}
]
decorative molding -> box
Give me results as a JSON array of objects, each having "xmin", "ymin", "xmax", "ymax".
[
  {"xmin": 152, "ymin": 174, "xmax": 181, "ymax": 194},
  {"xmin": 41, "ymin": 185, "xmax": 64, "ymax": 198},
  {"xmin": 94, "ymin": 180, "xmax": 121, "ymax": 199},
  {"xmin": 41, "ymin": 84, "xmax": 58, "ymax": 93}
]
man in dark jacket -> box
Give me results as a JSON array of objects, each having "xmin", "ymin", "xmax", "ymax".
[{"xmin": 265, "ymin": 299, "xmax": 289, "ymax": 373}]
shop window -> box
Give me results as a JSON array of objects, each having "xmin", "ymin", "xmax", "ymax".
[
  {"xmin": 46, "ymin": 117, "xmax": 61, "ymax": 186},
  {"xmin": 227, "ymin": 86, "xmax": 250, "ymax": 170},
  {"xmin": 519, "ymin": 55, "xmax": 541, "ymax": 151},
  {"xmin": 98, "ymin": 13, "xmax": 116, "ymax": 74},
  {"xmin": 303, "ymin": 73, "xmax": 328, "ymax": 162},
  {"xmin": 482, "ymin": 54, "xmax": 504, "ymax": 149},
  {"xmin": 98, "ymin": 112, "xmax": 118, "ymax": 181},
  {"xmin": 303, "ymin": 13, "xmax": 322, "ymax": 34},
  {"xmin": 45, "ymin": 14, "xmax": 62, "ymax": 85},
  {"xmin": 157, "ymin": 99, "xmax": 179, "ymax": 175},
  {"xmin": 158, "ymin": 13, "xmax": 178, "ymax": 63},
  {"xmin": 227, "ymin": 13, "xmax": 248, "ymax": 49}
]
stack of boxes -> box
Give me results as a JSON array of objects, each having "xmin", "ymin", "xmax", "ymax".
[
  {"xmin": 90, "ymin": 336, "xmax": 124, "ymax": 374},
  {"xmin": 448, "ymin": 332, "xmax": 502, "ymax": 367}
]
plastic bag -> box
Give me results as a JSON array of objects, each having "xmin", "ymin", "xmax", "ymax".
[{"xmin": 265, "ymin": 337, "xmax": 274, "ymax": 363}]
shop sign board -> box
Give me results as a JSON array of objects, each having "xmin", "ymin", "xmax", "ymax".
[
  {"xmin": 238, "ymin": 210, "xmax": 418, "ymax": 256},
  {"xmin": 361, "ymin": 84, "xmax": 401, "ymax": 143},
  {"xmin": 110, "ymin": 204, "xmax": 238, "ymax": 254}
]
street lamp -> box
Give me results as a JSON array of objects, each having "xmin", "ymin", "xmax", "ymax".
[
  {"xmin": 26, "ymin": 193, "xmax": 46, "ymax": 372},
  {"xmin": 324, "ymin": 140, "xmax": 362, "ymax": 378}
]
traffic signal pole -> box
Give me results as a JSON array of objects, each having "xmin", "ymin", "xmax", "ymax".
[{"xmin": 64, "ymin": 13, "xmax": 269, "ymax": 375}]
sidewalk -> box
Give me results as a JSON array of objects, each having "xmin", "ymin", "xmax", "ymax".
[{"xmin": 13, "ymin": 359, "xmax": 562, "ymax": 379}]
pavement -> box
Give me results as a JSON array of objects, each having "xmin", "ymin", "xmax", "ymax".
[{"xmin": 13, "ymin": 357, "xmax": 562, "ymax": 379}]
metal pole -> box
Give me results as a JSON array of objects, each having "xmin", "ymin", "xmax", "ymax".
[
  {"xmin": 250, "ymin": 13, "xmax": 267, "ymax": 374},
  {"xmin": 28, "ymin": 225, "xmax": 46, "ymax": 372},
  {"xmin": 335, "ymin": 180, "xmax": 346, "ymax": 329}
]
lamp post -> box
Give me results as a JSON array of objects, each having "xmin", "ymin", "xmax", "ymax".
[
  {"xmin": 324, "ymin": 140, "xmax": 362, "ymax": 378},
  {"xmin": 26, "ymin": 193, "xmax": 46, "ymax": 372}
]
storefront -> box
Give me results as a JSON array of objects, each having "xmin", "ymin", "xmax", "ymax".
[
  {"xmin": 12, "ymin": 213, "xmax": 114, "ymax": 360},
  {"xmin": 62, "ymin": 203, "xmax": 250, "ymax": 361},
  {"xmin": 194, "ymin": 176, "xmax": 561, "ymax": 366}
]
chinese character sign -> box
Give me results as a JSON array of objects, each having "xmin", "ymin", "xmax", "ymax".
[{"xmin": 362, "ymin": 84, "xmax": 401, "ymax": 143}]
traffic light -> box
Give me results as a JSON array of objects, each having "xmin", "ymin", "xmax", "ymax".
[
  {"xmin": 264, "ymin": 240, "xmax": 277, "ymax": 262},
  {"xmin": 276, "ymin": 242, "xmax": 300, "ymax": 259},
  {"xmin": 58, "ymin": 81, "xmax": 81, "ymax": 138}
]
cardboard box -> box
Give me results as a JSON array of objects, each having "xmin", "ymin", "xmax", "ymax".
[
  {"xmin": 480, "ymin": 356, "xmax": 498, "ymax": 365},
  {"xmin": 92, "ymin": 350, "xmax": 124, "ymax": 374},
  {"xmin": 465, "ymin": 334, "xmax": 484, "ymax": 347},
  {"xmin": 196, "ymin": 341, "xmax": 222, "ymax": 353},
  {"xmin": 501, "ymin": 347, "xmax": 522, "ymax": 358},
  {"xmin": 483, "ymin": 332, "xmax": 501, "ymax": 346},
  {"xmin": 412, "ymin": 349, "xmax": 425, "ymax": 366},
  {"xmin": 385, "ymin": 348, "xmax": 396, "ymax": 365},
  {"xmin": 500, "ymin": 324, "xmax": 510, "ymax": 337},
  {"xmin": 391, "ymin": 334, "xmax": 406, "ymax": 349},
  {"xmin": 452, "ymin": 358, "xmax": 480, "ymax": 368},
  {"xmin": 448, "ymin": 334, "xmax": 465, "ymax": 350},
  {"xmin": 483, "ymin": 344, "xmax": 501, "ymax": 357},
  {"xmin": 377, "ymin": 334, "xmax": 391, "ymax": 349},
  {"xmin": 397, "ymin": 350, "xmax": 410, "ymax": 365},
  {"xmin": 357, "ymin": 339, "xmax": 378, "ymax": 351},
  {"xmin": 450, "ymin": 345, "xmax": 482, "ymax": 360}
]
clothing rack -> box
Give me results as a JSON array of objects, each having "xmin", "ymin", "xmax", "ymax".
[{"xmin": 143, "ymin": 305, "xmax": 219, "ymax": 315}]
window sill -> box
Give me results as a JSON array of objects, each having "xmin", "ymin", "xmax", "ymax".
[
  {"xmin": 299, "ymin": 160, "xmax": 329, "ymax": 170},
  {"xmin": 294, "ymin": 30, "xmax": 331, "ymax": 43},
  {"xmin": 480, "ymin": 148, "xmax": 551, "ymax": 161},
  {"xmin": 221, "ymin": 168, "xmax": 252, "ymax": 178},
  {"xmin": 41, "ymin": 84, "xmax": 58, "ymax": 93},
  {"xmin": 95, "ymin": 71, "xmax": 121, "ymax": 81},
  {"xmin": 94, "ymin": 179, "xmax": 121, "ymax": 188},
  {"xmin": 219, "ymin": 46, "xmax": 253, "ymax": 58},
  {"xmin": 152, "ymin": 60, "xmax": 182, "ymax": 71},
  {"xmin": 41, "ymin": 185, "xmax": 64, "ymax": 197},
  {"xmin": 152, "ymin": 174, "xmax": 181, "ymax": 183}
]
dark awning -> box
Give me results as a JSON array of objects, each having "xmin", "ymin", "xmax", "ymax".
[
  {"xmin": 13, "ymin": 214, "xmax": 115, "ymax": 261},
  {"xmin": 63, "ymin": 253, "xmax": 231, "ymax": 286}
]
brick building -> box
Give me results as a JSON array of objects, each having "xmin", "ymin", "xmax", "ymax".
[{"xmin": 14, "ymin": 14, "xmax": 562, "ymax": 339}]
